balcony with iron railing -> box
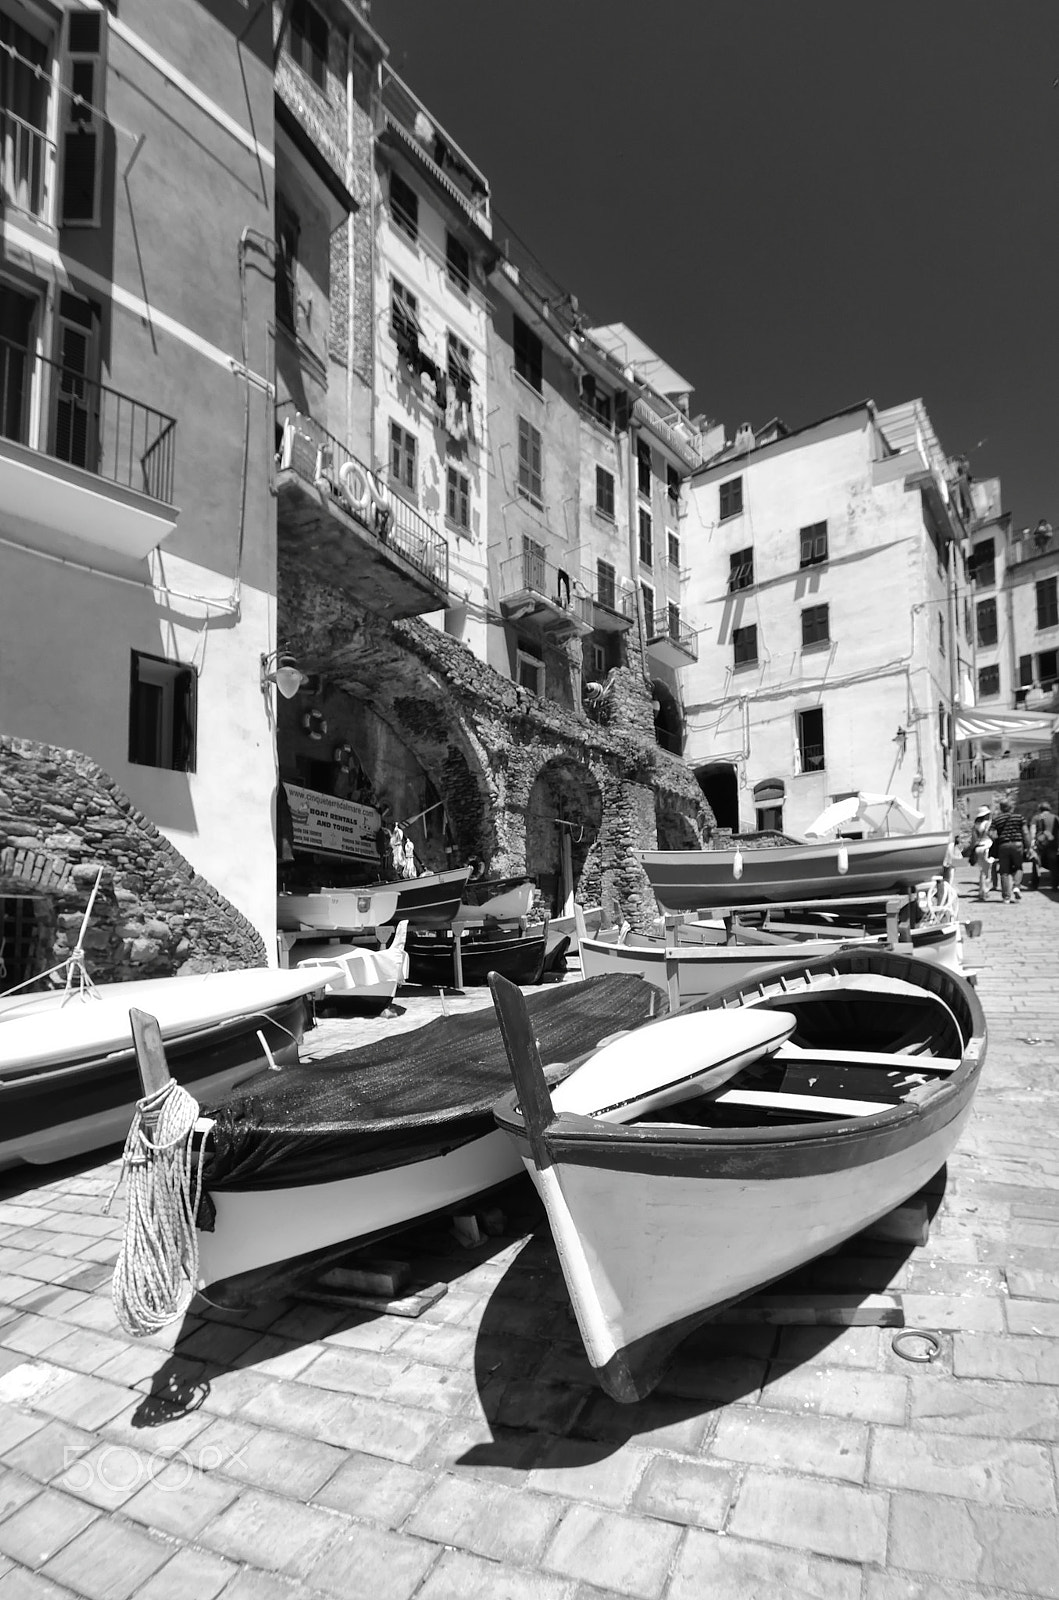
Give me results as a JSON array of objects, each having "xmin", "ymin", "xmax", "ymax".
[
  {"xmin": 632, "ymin": 396, "xmax": 702, "ymax": 472},
  {"xmin": 584, "ymin": 571, "xmax": 634, "ymax": 634},
  {"xmin": 0, "ymin": 337, "xmax": 178, "ymax": 557},
  {"xmin": 498, "ymin": 550, "xmax": 592, "ymax": 639},
  {"xmin": 645, "ymin": 607, "xmax": 698, "ymax": 668},
  {"xmin": 1, "ymin": 109, "xmax": 56, "ymax": 225},
  {"xmin": 379, "ymin": 69, "xmax": 491, "ymax": 233},
  {"xmin": 276, "ymin": 403, "xmax": 450, "ymax": 617}
]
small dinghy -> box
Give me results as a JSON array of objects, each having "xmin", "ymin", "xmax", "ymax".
[
  {"xmin": 490, "ymin": 947, "xmax": 986, "ymax": 1403},
  {"xmin": 405, "ymin": 921, "xmax": 567, "ymax": 988},
  {"xmin": 0, "ymin": 969, "xmax": 335, "ymax": 1170}
]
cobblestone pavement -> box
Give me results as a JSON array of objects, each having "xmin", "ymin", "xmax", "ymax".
[{"xmin": 0, "ymin": 872, "xmax": 1056, "ymax": 1598}]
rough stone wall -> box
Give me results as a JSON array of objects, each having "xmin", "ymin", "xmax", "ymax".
[{"xmin": 0, "ymin": 737, "xmax": 267, "ymax": 987}]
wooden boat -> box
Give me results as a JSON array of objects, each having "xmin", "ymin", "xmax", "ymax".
[
  {"xmin": 291, "ymin": 922, "xmax": 410, "ymax": 1004},
  {"xmin": 0, "ymin": 969, "xmax": 335, "ymax": 1170},
  {"xmin": 642, "ymin": 832, "xmax": 951, "ymax": 911},
  {"xmin": 278, "ymin": 867, "xmax": 472, "ymax": 933},
  {"xmin": 490, "ymin": 946, "xmax": 986, "ymax": 1403},
  {"xmin": 405, "ymin": 921, "xmax": 566, "ymax": 988},
  {"xmin": 461, "ymin": 875, "xmax": 534, "ymax": 909},
  {"xmin": 188, "ymin": 974, "xmax": 664, "ymax": 1306},
  {"xmin": 453, "ymin": 881, "xmax": 536, "ymax": 925}
]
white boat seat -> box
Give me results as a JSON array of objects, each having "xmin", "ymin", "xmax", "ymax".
[
  {"xmin": 713, "ymin": 1088, "xmax": 895, "ymax": 1118},
  {"xmin": 775, "ymin": 1043, "xmax": 961, "ymax": 1073}
]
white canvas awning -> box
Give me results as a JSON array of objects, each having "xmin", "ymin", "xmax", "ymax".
[{"xmin": 954, "ymin": 709, "xmax": 1059, "ymax": 749}]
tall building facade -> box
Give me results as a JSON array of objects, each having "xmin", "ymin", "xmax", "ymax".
[{"xmin": 682, "ymin": 400, "xmax": 975, "ymax": 838}]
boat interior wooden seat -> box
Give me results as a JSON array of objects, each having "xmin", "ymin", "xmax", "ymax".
[{"xmin": 776, "ymin": 1043, "xmax": 962, "ymax": 1072}]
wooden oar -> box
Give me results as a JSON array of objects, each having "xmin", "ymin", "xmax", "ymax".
[{"xmin": 488, "ymin": 972, "xmax": 621, "ymax": 1369}]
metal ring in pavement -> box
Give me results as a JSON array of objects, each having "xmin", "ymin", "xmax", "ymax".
[{"xmin": 891, "ymin": 1329, "xmax": 941, "ymax": 1363}]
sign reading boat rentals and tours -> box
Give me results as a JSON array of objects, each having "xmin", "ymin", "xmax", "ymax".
[{"xmin": 284, "ymin": 785, "xmax": 381, "ymax": 862}]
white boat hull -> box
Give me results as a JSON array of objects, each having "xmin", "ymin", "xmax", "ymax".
[
  {"xmin": 579, "ymin": 936, "xmax": 851, "ymax": 1002},
  {"xmin": 197, "ymin": 1128, "xmax": 520, "ymax": 1296}
]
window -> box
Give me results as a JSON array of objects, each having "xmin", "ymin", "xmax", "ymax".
[
  {"xmin": 728, "ymin": 547, "xmax": 754, "ymax": 592},
  {"xmin": 581, "ymin": 376, "xmax": 611, "ymax": 429},
  {"xmin": 595, "ymin": 466, "xmax": 614, "ymax": 519},
  {"xmin": 719, "ymin": 476, "xmax": 743, "ymax": 520},
  {"xmin": 668, "ymin": 530, "xmax": 680, "ymax": 568},
  {"xmin": 589, "ymin": 642, "xmax": 606, "ymax": 677},
  {"xmin": 446, "ymin": 464, "xmax": 469, "ymax": 529},
  {"xmin": 513, "ymin": 316, "xmax": 542, "ymax": 393},
  {"xmin": 446, "ymin": 332, "xmax": 473, "ymax": 396},
  {"xmin": 516, "ymin": 649, "xmax": 544, "ymax": 696},
  {"xmin": 275, "ymin": 197, "xmax": 299, "ymax": 330},
  {"xmin": 801, "ymin": 603, "xmax": 830, "ymax": 649},
  {"xmin": 596, "ymin": 559, "xmax": 616, "ymax": 610},
  {"xmin": 129, "ymin": 652, "xmax": 197, "ymax": 772},
  {"xmin": 976, "ymin": 597, "xmax": 998, "ymax": 648},
  {"xmin": 445, "ymin": 231, "xmax": 469, "ymax": 292},
  {"xmin": 667, "ymin": 603, "xmax": 681, "ymax": 641},
  {"xmin": 733, "ymin": 624, "xmax": 758, "ymax": 668},
  {"xmin": 797, "ymin": 707, "xmax": 825, "ymax": 772},
  {"xmin": 667, "ymin": 464, "xmax": 681, "ymax": 506},
  {"xmin": 637, "ymin": 440, "xmax": 651, "ymax": 497},
  {"xmin": 938, "ymin": 611, "xmax": 945, "ymax": 657},
  {"xmin": 1036, "ymin": 577, "xmax": 1058, "ymax": 631},
  {"xmin": 391, "ymin": 279, "xmax": 420, "ymax": 359},
  {"xmin": 638, "ymin": 507, "xmax": 653, "ymax": 567},
  {"xmin": 53, "ymin": 293, "xmax": 100, "ymax": 470},
  {"xmin": 641, "ymin": 583, "xmax": 655, "ymax": 626},
  {"xmin": 799, "ymin": 521, "xmax": 828, "ymax": 567},
  {"xmin": 288, "ymin": 0, "xmax": 328, "ymax": 88},
  {"xmin": 971, "ymin": 538, "xmax": 995, "ymax": 589},
  {"xmin": 389, "ymin": 171, "xmax": 418, "ymax": 243},
  {"xmin": 389, "ymin": 420, "xmax": 416, "ymax": 492},
  {"xmin": 1019, "ymin": 654, "xmax": 1034, "ymax": 688},
  {"xmin": 517, "ymin": 417, "xmax": 542, "ymax": 504},
  {"xmin": 2, "ymin": 17, "xmax": 48, "ymax": 222},
  {"xmin": 61, "ymin": 9, "xmax": 106, "ymax": 226},
  {"xmin": 977, "ymin": 663, "xmax": 1000, "ymax": 699},
  {"xmin": 757, "ymin": 804, "xmax": 784, "ymax": 832},
  {"xmin": 1039, "ymin": 649, "xmax": 1059, "ymax": 690}
]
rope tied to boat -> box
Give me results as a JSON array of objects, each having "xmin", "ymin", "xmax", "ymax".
[{"xmin": 106, "ymin": 1080, "xmax": 211, "ymax": 1337}]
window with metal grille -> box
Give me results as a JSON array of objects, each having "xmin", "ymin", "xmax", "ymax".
[
  {"xmin": 446, "ymin": 464, "xmax": 469, "ymax": 529},
  {"xmin": 667, "ymin": 464, "xmax": 681, "ymax": 505},
  {"xmin": 799, "ymin": 521, "xmax": 828, "ymax": 567},
  {"xmin": 637, "ymin": 440, "xmax": 651, "ymax": 497},
  {"xmin": 289, "ymin": 0, "xmax": 328, "ymax": 87},
  {"xmin": 728, "ymin": 547, "xmax": 754, "ymax": 592},
  {"xmin": 390, "ymin": 420, "xmax": 416, "ymax": 491},
  {"xmin": 970, "ymin": 538, "xmax": 995, "ymax": 589},
  {"xmin": 638, "ymin": 507, "xmax": 653, "ymax": 566},
  {"xmin": 797, "ymin": 707, "xmax": 825, "ymax": 772},
  {"xmin": 596, "ymin": 559, "xmax": 616, "ymax": 610},
  {"xmin": 668, "ymin": 530, "xmax": 680, "ymax": 567},
  {"xmin": 595, "ymin": 466, "xmax": 614, "ymax": 519},
  {"xmin": 977, "ymin": 663, "xmax": 1000, "ymax": 698},
  {"xmin": 517, "ymin": 417, "xmax": 542, "ymax": 504},
  {"xmin": 129, "ymin": 652, "xmax": 197, "ymax": 772},
  {"xmin": 733, "ymin": 624, "xmax": 757, "ymax": 667},
  {"xmin": 446, "ymin": 231, "xmax": 470, "ymax": 293},
  {"xmin": 976, "ymin": 597, "xmax": 998, "ymax": 648},
  {"xmin": 389, "ymin": 171, "xmax": 418, "ymax": 243},
  {"xmin": 801, "ymin": 603, "xmax": 830, "ymax": 649},
  {"xmin": 719, "ymin": 476, "xmax": 743, "ymax": 520},
  {"xmin": 1036, "ymin": 577, "xmax": 1058, "ymax": 631},
  {"xmin": 513, "ymin": 316, "xmax": 542, "ymax": 393},
  {"xmin": 61, "ymin": 9, "xmax": 105, "ymax": 226}
]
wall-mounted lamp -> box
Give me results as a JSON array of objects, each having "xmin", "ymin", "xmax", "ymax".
[
  {"xmin": 261, "ymin": 650, "xmax": 309, "ymax": 700},
  {"xmin": 893, "ymin": 726, "xmax": 908, "ymax": 757}
]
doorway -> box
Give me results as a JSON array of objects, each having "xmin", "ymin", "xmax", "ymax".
[{"xmin": 695, "ymin": 762, "xmax": 739, "ymax": 831}]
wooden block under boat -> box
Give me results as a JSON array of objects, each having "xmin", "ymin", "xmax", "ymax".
[{"xmin": 861, "ymin": 1200, "xmax": 930, "ymax": 1246}]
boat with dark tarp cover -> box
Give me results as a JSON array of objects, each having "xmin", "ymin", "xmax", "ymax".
[
  {"xmin": 490, "ymin": 946, "xmax": 986, "ymax": 1403},
  {"xmin": 194, "ymin": 972, "xmax": 663, "ymax": 1306}
]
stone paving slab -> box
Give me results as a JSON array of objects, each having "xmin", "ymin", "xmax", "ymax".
[{"xmin": 0, "ymin": 871, "xmax": 1057, "ymax": 1597}]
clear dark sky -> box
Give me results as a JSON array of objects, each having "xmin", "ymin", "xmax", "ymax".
[{"xmin": 372, "ymin": 0, "xmax": 1057, "ymax": 531}]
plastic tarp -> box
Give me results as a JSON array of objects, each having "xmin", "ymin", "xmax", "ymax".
[
  {"xmin": 955, "ymin": 710, "xmax": 1059, "ymax": 749},
  {"xmin": 201, "ymin": 972, "xmax": 663, "ymax": 1193}
]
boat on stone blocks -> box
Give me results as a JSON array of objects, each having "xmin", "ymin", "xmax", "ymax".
[{"xmin": 489, "ymin": 946, "xmax": 986, "ymax": 1403}]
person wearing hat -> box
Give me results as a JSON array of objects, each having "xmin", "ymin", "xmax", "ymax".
[{"xmin": 969, "ymin": 804, "xmax": 994, "ymax": 900}]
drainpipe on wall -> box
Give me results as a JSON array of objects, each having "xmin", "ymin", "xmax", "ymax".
[
  {"xmin": 947, "ymin": 533, "xmax": 961, "ymax": 821},
  {"xmin": 369, "ymin": 59, "xmax": 381, "ymax": 472},
  {"xmin": 346, "ymin": 32, "xmax": 356, "ymax": 450},
  {"xmin": 627, "ymin": 422, "xmax": 649, "ymax": 680}
]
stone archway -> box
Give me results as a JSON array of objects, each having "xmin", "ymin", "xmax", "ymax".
[{"xmin": 525, "ymin": 758, "xmax": 604, "ymax": 916}]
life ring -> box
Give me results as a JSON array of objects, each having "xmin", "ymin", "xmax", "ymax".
[
  {"xmin": 338, "ymin": 461, "xmax": 372, "ymax": 514},
  {"xmin": 301, "ymin": 709, "xmax": 328, "ymax": 742}
]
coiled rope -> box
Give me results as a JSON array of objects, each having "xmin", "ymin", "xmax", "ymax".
[{"xmin": 106, "ymin": 1081, "xmax": 210, "ymax": 1337}]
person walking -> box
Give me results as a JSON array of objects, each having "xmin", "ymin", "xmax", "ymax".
[
  {"xmin": 969, "ymin": 805, "xmax": 994, "ymax": 900},
  {"xmin": 1031, "ymin": 798, "xmax": 1059, "ymax": 891},
  {"xmin": 991, "ymin": 798, "xmax": 1032, "ymax": 902}
]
